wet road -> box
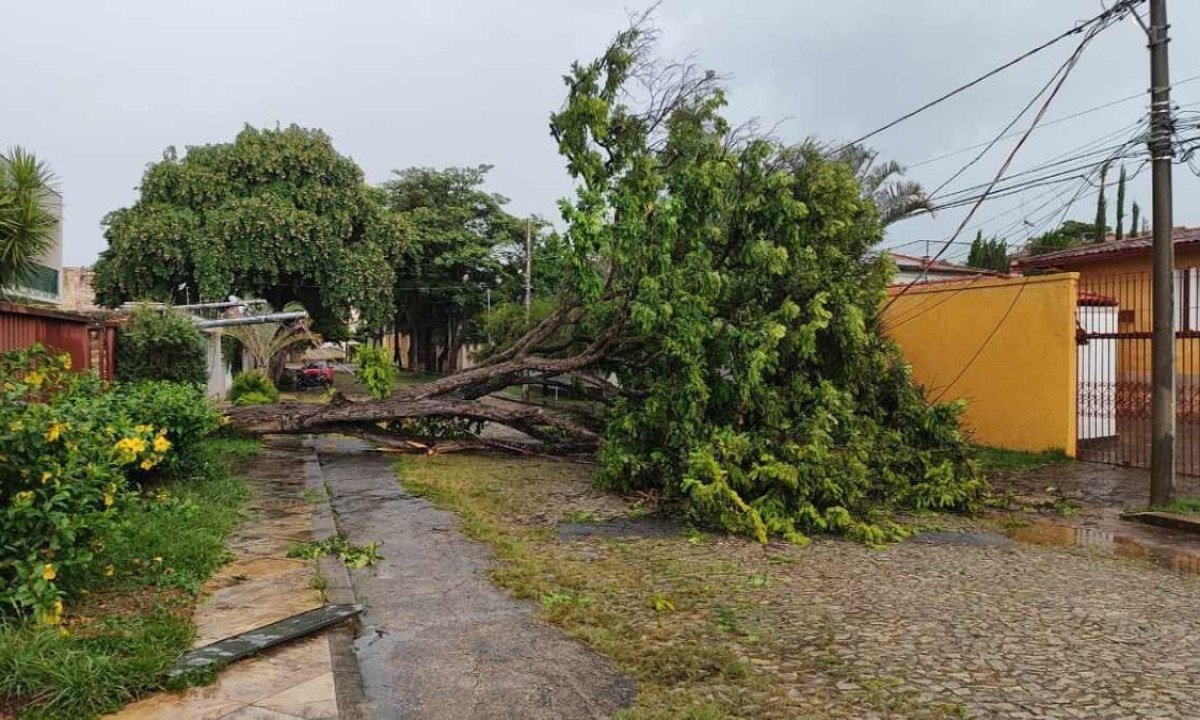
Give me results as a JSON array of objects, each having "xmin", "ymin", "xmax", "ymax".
[{"xmin": 313, "ymin": 437, "xmax": 634, "ymax": 719}]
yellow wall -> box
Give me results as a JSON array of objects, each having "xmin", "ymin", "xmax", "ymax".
[{"xmin": 883, "ymin": 274, "xmax": 1079, "ymax": 455}]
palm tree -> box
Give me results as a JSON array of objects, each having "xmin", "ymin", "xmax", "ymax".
[
  {"xmin": 222, "ymin": 304, "xmax": 320, "ymax": 381},
  {"xmin": 835, "ymin": 145, "xmax": 932, "ymax": 227},
  {"xmin": 0, "ymin": 147, "xmax": 58, "ymax": 295}
]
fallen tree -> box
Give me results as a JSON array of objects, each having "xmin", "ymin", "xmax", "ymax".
[{"xmin": 226, "ymin": 19, "xmax": 985, "ymax": 543}]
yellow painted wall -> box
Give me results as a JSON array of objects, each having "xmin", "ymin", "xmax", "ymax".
[{"xmin": 883, "ymin": 274, "xmax": 1078, "ymax": 455}]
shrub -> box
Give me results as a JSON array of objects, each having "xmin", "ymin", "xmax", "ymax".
[
  {"xmin": 0, "ymin": 345, "xmax": 219, "ymax": 621},
  {"xmin": 353, "ymin": 344, "xmax": 396, "ymax": 399},
  {"xmin": 116, "ymin": 305, "xmax": 207, "ymax": 384},
  {"xmin": 229, "ymin": 370, "xmax": 279, "ymax": 406},
  {"xmin": 110, "ymin": 381, "xmax": 220, "ymax": 479}
]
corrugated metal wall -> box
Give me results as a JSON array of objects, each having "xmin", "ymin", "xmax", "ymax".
[{"xmin": 0, "ymin": 303, "xmax": 113, "ymax": 379}]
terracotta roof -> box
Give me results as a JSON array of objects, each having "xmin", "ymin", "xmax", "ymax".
[
  {"xmin": 885, "ymin": 251, "xmax": 996, "ymax": 275},
  {"xmin": 1015, "ymin": 227, "xmax": 1200, "ymax": 269}
]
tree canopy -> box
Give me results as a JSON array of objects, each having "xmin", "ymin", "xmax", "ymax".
[
  {"xmin": 381, "ymin": 165, "xmax": 524, "ymax": 370},
  {"xmin": 229, "ymin": 23, "xmax": 982, "ymax": 543},
  {"xmin": 92, "ymin": 125, "xmax": 406, "ymax": 336}
]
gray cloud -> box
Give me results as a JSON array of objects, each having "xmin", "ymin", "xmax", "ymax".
[{"xmin": 3, "ymin": 0, "xmax": 1197, "ymax": 266}]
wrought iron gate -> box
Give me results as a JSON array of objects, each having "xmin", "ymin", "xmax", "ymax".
[{"xmin": 1076, "ymin": 271, "xmax": 1200, "ymax": 474}]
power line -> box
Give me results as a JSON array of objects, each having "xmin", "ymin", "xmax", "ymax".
[
  {"xmin": 905, "ymin": 73, "xmax": 1200, "ymax": 171},
  {"xmin": 835, "ymin": 0, "xmax": 1146, "ymax": 152},
  {"xmin": 885, "ymin": 7, "xmax": 1119, "ymax": 308}
]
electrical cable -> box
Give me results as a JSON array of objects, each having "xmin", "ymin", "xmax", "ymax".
[{"xmin": 834, "ymin": 0, "xmax": 1145, "ymax": 153}]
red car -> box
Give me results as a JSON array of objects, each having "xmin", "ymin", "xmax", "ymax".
[{"xmin": 297, "ymin": 360, "xmax": 334, "ymax": 389}]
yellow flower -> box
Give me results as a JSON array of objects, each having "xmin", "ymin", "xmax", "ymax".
[
  {"xmin": 104, "ymin": 564, "xmax": 115, "ymax": 577},
  {"xmin": 40, "ymin": 471, "xmax": 52, "ymax": 484},
  {"xmin": 44, "ymin": 422, "xmax": 68, "ymax": 442},
  {"xmin": 12, "ymin": 491, "xmax": 34, "ymax": 507},
  {"xmin": 24, "ymin": 370, "xmax": 44, "ymax": 387},
  {"xmin": 102, "ymin": 492, "xmax": 115, "ymax": 508},
  {"xmin": 153, "ymin": 434, "xmax": 171, "ymax": 453},
  {"xmin": 39, "ymin": 598, "xmax": 63, "ymax": 626},
  {"xmin": 139, "ymin": 458, "xmax": 154, "ymax": 470},
  {"xmin": 42, "ymin": 564, "xmax": 56, "ymax": 582}
]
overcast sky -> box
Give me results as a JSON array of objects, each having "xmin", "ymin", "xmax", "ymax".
[{"xmin": 4, "ymin": 0, "xmax": 1199, "ymax": 266}]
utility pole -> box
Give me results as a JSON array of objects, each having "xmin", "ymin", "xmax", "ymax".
[
  {"xmin": 1149, "ymin": 0, "xmax": 1176, "ymax": 505},
  {"xmin": 523, "ymin": 217, "xmax": 533, "ymax": 401}
]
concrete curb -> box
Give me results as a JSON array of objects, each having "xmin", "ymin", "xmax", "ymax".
[
  {"xmin": 1121, "ymin": 510, "xmax": 1200, "ymax": 535},
  {"xmin": 302, "ymin": 437, "xmax": 368, "ymax": 720}
]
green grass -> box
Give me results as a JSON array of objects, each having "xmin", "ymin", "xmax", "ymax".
[
  {"xmin": 975, "ymin": 446, "xmax": 1070, "ymax": 475},
  {"xmin": 0, "ymin": 437, "xmax": 258, "ymax": 719},
  {"xmin": 394, "ymin": 454, "xmax": 964, "ymax": 719},
  {"xmin": 1156, "ymin": 497, "xmax": 1200, "ymax": 514}
]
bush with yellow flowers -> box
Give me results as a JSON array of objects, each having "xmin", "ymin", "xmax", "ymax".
[{"xmin": 0, "ymin": 345, "xmax": 217, "ymax": 621}]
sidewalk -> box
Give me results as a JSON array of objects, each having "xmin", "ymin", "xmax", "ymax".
[{"xmin": 108, "ymin": 437, "xmax": 341, "ymax": 720}]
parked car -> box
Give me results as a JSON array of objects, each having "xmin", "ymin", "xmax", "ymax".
[{"xmin": 296, "ymin": 360, "xmax": 334, "ymax": 389}]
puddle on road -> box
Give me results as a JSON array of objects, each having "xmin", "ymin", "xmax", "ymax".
[
  {"xmin": 1006, "ymin": 522, "xmax": 1200, "ymax": 576},
  {"xmin": 911, "ymin": 522, "xmax": 1200, "ymax": 576}
]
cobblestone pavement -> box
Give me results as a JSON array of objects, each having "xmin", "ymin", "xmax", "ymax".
[{"xmin": 765, "ymin": 535, "xmax": 1200, "ymax": 719}]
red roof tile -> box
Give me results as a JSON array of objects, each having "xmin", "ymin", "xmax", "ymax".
[{"xmin": 1015, "ymin": 227, "xmax": 1200, "ymax": 269}]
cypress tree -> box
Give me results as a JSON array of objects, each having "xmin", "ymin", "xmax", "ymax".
[
  {"xmin": 1131, "ymin": 201, "xmax": 1140, "ymax": 239},
  {"xmin": 1094, "ymin": 161, "xmax": 1109, "ymax": 243},
  {"xmin": 1115, "ymin": 164, "xmax": 1126, "ymax": 241}
]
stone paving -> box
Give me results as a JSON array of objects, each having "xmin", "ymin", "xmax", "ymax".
[
  {"xmin": 109, "ymin": 437, "xmax": 338, "ymax": 720},
  {"xmin": 760, "ymin": 533, "xmax": 1200, "ymax": 719}
]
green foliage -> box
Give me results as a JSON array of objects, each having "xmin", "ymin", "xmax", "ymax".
[
  {"xmin": 109, "ymin": 381, "xmax": 221, "ymax": 478},
  {"xmin": 551, "ymin": 28, "xmax": 984, "ymax": 543},
  {"xmin": 1027, "ymin": 219, "xmax": 1098, "ymax": 256},
  {"xmin": 286, "ymin": 536, "xmax": 382, "ymax": 568},
  {"xmin": 92, "ymin": 125, "xmax": 406, "ymax": 337},
  {"xmin": 229, "ymin": 370, "xmax": 279, "ymax": 406},
  {"xmin": 353, "ymin": 344, "xmax": 397, "ymax": 399},
  {"xmin": 1115, "ymin": 164, "xmax": 1126, "ymax": 241},
  {"xmin": 832, "ymin": 145, "xmax": 930, "ymax": 227},
  {"xmin": 0, "ymin": 147, "xmax": 58, "ymax": 294},
  {"xmin": 967, "ymin": 230, "xmax": 1010, "ymax": 273},
  {"xmin": 382, "ymin": 165, "xmax": 528, "ymax": 370},
  {"xmin": 1094, "ymin": 161, "xmax": 1110, "ymax": 244},
  {"xmin": 0, "ymin": 437, "xmax": 253, "ymax": 719},
  {"xmin": 473, "ymin": 297, "xmax": 561, "ymax": 355},
  {"xmin": 0, "ymin": 346, "xmax": 213, "ymax": 622},
  {"xmin": 1131, "ymin": 201, "xmax": 1141, "ymax": 239},
  {"xmin": 115, "ymin": 305, "xmax": 207, "ymax": 385}
]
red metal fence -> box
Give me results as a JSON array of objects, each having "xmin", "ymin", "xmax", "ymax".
[{"xmin": 0, "ymin": 302, "xmax": 116, "ymax": 380}]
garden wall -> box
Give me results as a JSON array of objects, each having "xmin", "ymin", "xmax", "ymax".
[
  {"xmin": 882, "ymin": 273, "xmax": 1079, "ymax": 455},
  {"xmin": 0, "ymin": 302, "xmax": 116, "ymax": 379}
]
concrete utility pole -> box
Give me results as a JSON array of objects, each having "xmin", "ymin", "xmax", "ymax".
[
  {"xmin": 523, "ymin": 218, "xmax": 533, "ymax": 401},
  {"xmin": 1148, "ymin": 0, "xmax": 1176, "ymax": 505}
]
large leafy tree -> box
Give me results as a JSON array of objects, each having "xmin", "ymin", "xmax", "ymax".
[
  {"xmin": 381, "ymin": 165, "xmax": 523, "ymax": 371},
  {"xmin": 92, "ymin": 125, "xmax": 405, "ymax": 336},
  {"xmin": 0, "ymin": 148, "xmax": 58, "ymax": 295},
  {"xmin": 230, "ymin": 23, "xmax": 980, "ymax": 543}
]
